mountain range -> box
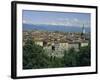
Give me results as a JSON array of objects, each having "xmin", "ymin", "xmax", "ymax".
[{"xmin": 23, "ymin": 23, "xmax": 90, "ymax": 33}]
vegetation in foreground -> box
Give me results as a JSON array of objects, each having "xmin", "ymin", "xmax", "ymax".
[{"xmin": 23, "ymin": 39, "xmax": 91, "ymax": 69}]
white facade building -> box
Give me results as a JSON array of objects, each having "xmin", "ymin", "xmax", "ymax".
[
  {"xmin": 35, "ymin": 41, "xmax": 43, "ymax": 46},
  {"xmin": 81, "ymin": 42, "xmax": 88, "ymax": 47}
]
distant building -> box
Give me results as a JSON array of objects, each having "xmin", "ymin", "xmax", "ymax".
[
  {"xmin": 34, "ymin": 40, "xmax": 89, "ymax": 57},
  {"xmin": 23, "ymin": 30, "xmax": 90, "ymax": 58},
  {"xmin": 35, "ymin": 41, "xmax": 43, "ymax": 46},
  {"xmin": 81, "ymin": 42, "xmax": 88, "ymax": 47},
  {"xmin": 81, "ymin": 24, "xmax": 86, "ymax": 40},
  {"xmin": 59, "ymin": 42, "xmax": 69, "ymax": 51},
  {"xmin": 68, "ymin": 42, "xmax": 80, "ymax": 51},
  {"xmin": 82, "ymin": 24, "xmax": 85, "ymax": 34}
]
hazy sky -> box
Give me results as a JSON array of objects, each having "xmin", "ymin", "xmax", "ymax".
[{"xmin": 23, "ymin": 10, "xmax": 91, "ymax": 27}]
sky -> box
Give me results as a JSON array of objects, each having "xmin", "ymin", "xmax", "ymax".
[{"xmin": 22, "ymin": 10, "xmax": 91, "ymax": 27}]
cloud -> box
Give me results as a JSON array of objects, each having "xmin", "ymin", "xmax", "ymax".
[
  {"xmin": 23, "ymin": 17, "xmax": 90, "ymax": 27},
  {"xmin": 64, "ymin": 18, "xmax": 90, "ymax": 27},
  {"xmin": 23, "ymin": 20, "xmax": 27, "ymax": 24},
  {"xmin": 23, "ymin": 19, "xmax": 33, "ymax": 24}
]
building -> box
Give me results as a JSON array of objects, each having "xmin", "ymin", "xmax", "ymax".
[
  {"xmin": 81, "ymin": 42, "xmax": 88, "ymax": 47},
  {"xmin": 68, "ymin": 42, "xmax": 80, "ymax": 51},
  {"xmin": 35, "ymin": 41, "xmax": 43, "ymax": 46},
  {"xmin": 82, "ymin": 24, "xmax": 86, "ymax": 34},
  {"xmin": 23, "ymin": 29, "xmax": 90, "ymax": 58}
]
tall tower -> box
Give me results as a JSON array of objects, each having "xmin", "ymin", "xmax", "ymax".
[
  {"xmin": 81, "ymin": 24, "xmax": 85, "ymax": 40},
  {"xmin": 82, "ymin": 24, "xmax": 85, "ymax": 34}
]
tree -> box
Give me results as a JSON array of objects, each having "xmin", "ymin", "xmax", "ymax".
[
  {"xmin": 48, "ymin": 56, "xmax": 64, "ymax": 68},
  {"xmin": 23, "ymin": 39, "xmax": 91, "ymax": 69},
  {"xmin": 77, "ymin": 45, "xmax": 91, "ymax": 66},
  {"xmin": 63, "ymin": 48, "xmax": 78, "ymax": 67},
  {"xmin": 63, "ymin": 45, "xmax": 90, "ymax": 67},
  {"xmin": 23, "ymin": 39, "xmax": 50, "ymax": 69}
]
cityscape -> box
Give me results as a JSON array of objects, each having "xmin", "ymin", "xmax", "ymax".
[
  {"xmin": 23, "ymin": 26, "xmax": 90, "ymax": 57},
  {"xmin": 23, "ymin": 10, "xmax": 91, "ymax": 69}
]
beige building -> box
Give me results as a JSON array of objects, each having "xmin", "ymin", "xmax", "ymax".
[
  {"xmin": 68, "ymin": 42, "xmax": 80, "ymax": 51},
  {"xmin": 33, "ymin": 41, "xmax": 89, "ymax": 58},
  {"xmin": 59, "ymin": 43, "xmax": 69, "ymax": 51},
  {"xmin": 35, "ymin": 41, "xmax": 88, "ymax": 51},
  {"xmin": 81, "ymin": 42, "xmax": 88, "ymax": 47},
  {"xmin": 35, "ymin": 41, "xmax": 43, "ymax": 46}
]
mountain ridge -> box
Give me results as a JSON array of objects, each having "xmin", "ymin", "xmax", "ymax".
[{"xmin": 23, "ymin": 23, "xmax": 90, "ymax": 32}]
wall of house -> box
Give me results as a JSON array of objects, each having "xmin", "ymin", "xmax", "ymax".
[
  {"xmin": 68, "ymin": 43, "xmax": 79, "ymax": 51},
  {"xmin": 35, "ymin": 41, "xmax": 43, "ymax": 46},
  {"xmin": 59, "ymin": 43, "xmax": 69, "ymax": 51},
  {"xmin": 81, "ymin": 43, "xmax": 88, "ymax": 47}
]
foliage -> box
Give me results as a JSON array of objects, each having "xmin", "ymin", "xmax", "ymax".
[
  {"xmin": 77, "ymin": 45, "xmax": 91, "ymax": 66},
  {"xmin": 23, "ymin": 39, "xmax": 50, "ymax": 69},
  {"xmin": 23, "ymin": 39, "xmax": 91, "ymax": 69},
  {"xmin": 63, "ymin": 45, "xmax": 90, "ymax": 67},
  {"xmin": 63, "ymin": 48, "xmax": 78, "ymax": 67}
]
